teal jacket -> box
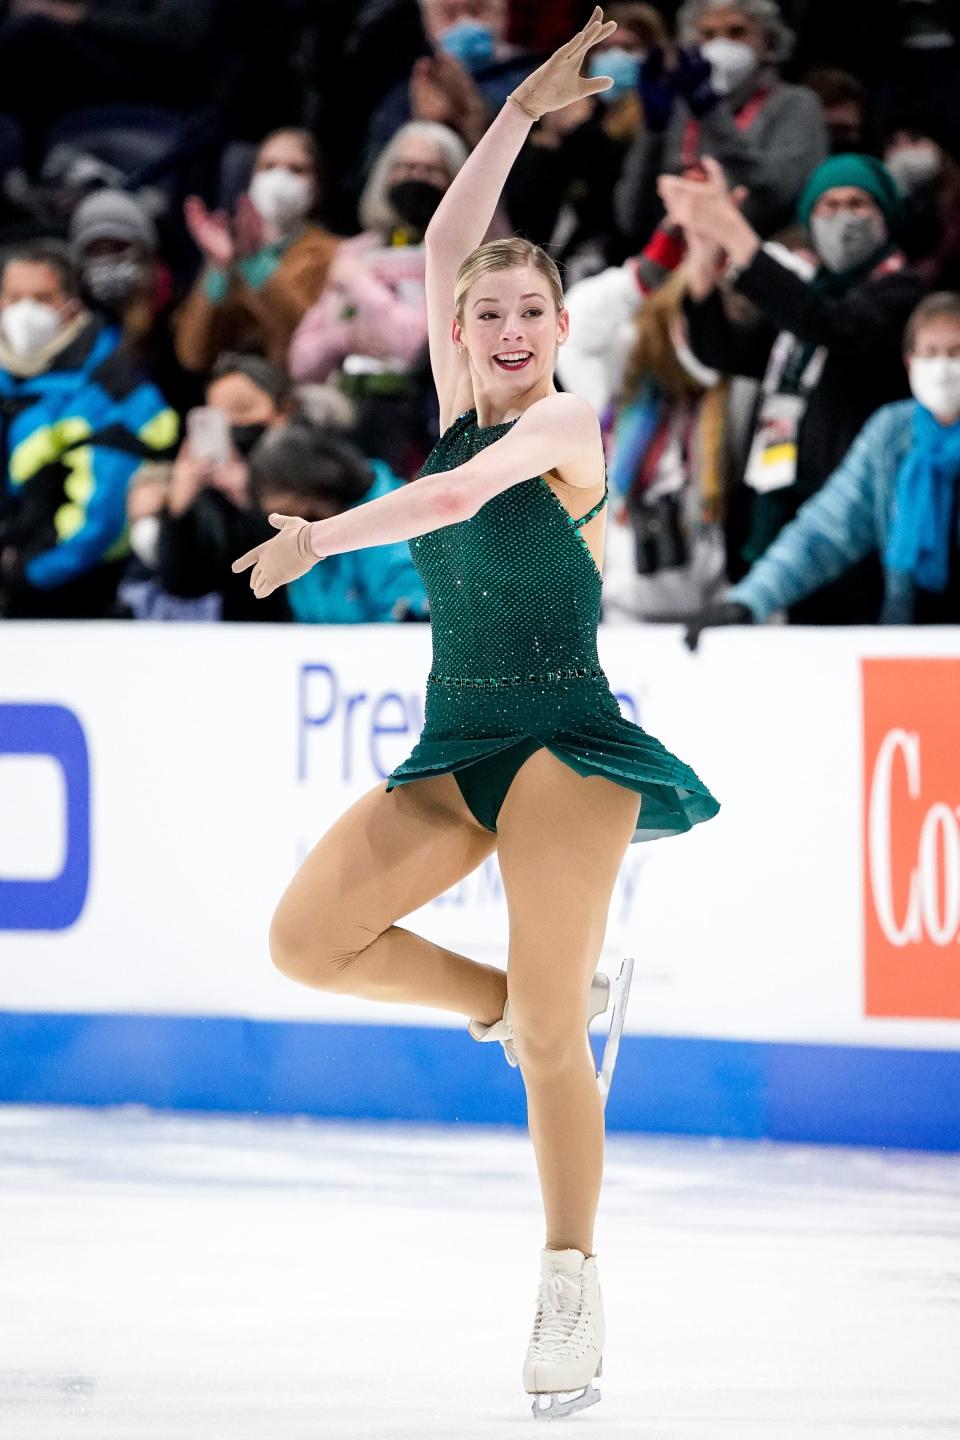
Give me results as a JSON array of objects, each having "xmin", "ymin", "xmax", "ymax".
[
  {"xmin": 1, "ymin": 319, "xmax": 178, "ymax": 589},
  {"xmin": 730, "ymin": 400, "xmax": 958, "ymax": 624},
  {"xmin": 286, "ymin": 461, "xmax": 430, "ymax": 623}
]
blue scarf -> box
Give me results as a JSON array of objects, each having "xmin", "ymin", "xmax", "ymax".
[{"xmin": 885, "ymin": 402, "xmax": 960, "ymax": 593}]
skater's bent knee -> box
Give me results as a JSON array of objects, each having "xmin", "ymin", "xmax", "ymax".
[{"xmin": 268, "ymin": 910, "xmax": 369, "ymax": 990}]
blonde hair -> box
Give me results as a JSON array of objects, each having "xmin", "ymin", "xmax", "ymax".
[
  {"xmin": 454, "ymin": 238, "xmax": 564, "ymax": 324},
  {"xmin": 621, "ymin": 267, "xmax": 700, "ymax": 404}
]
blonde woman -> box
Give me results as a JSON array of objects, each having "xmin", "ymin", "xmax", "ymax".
[{"xmin": 233, "ymin": 9, "xmax": 719, "ymax": 1419}]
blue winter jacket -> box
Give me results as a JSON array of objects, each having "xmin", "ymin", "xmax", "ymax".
[
  {"xmin": 286, "ymin": 460, "xmax": 430, "ymax": 623},
  {"xmin": 729, "ymin": 400, "xmax": 960, "ymax": 624},
  {"xmin": 1, "ymin": 319, "xmax": 179, "ymax": 589}
]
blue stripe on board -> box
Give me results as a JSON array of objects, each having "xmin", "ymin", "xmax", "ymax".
[{"xmin": 0, "ymin": 1011, "xmax": 958, "ymax": 1151}]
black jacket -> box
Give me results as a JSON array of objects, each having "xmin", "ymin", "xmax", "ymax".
[
  {"xmin": 157, "ymin": 488, "xmax": 291, "ymax": 623},
  {"xmin": 684, "ymin": 248, "xmax": 926, "ymax": 620}
]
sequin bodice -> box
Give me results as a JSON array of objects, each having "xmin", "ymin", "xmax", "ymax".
[
  {"xmin": 410, "ymin": 408, "xmax": 608, "ymax": 687},
  {"xmin": 388, "ymin": 407, "xmax": 720, "ymax": 842}
]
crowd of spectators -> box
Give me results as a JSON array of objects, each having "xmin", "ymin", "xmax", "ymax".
[{"xmin": 0, "ymin": 0, "xmax": 958, "ymax": 632}]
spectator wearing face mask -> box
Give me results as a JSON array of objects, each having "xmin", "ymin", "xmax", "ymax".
[
  {"xmin": 363, "ymin": 0, "xmax": 537, "ymax": 163},
  {"xmin": 503, "ymin": 3, "xmax": 665, "ymax": 284},
  {"xmin": 114, "ymin": 462, "xmax": 222, "ymax": 621},
  {"xmin": 130, "ymin": 354, "xmax": 298, "ymax": 623},
  {"xmin": 69, "ymin": 188, "xmax": 198, "ymax": 418},
  {"xmin": 246, "ymin": 423, "xmax": 430, "ymax": 624},
  {"xmin": 658, "ymin": 152, "xmax": 927, "ymax": 623},
  {"xmin": 0, "ymin": 241, "xmax": 178, "ymax": 620},
  {"xmin": 684, "ymin": 291, "xmax": 960, "ymax": 642},
  {"xmin": 614, "ymin": 0, "xmax": 828, "ymax": 248},
  {"xmin": 175, "ymin": 129, "xmax": 342, "ymax": 375},
  {"xmin": 289, "ymin": 121, "xmax": 466, "ymax": 477}
]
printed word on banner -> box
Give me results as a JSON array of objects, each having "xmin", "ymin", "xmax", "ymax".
[{"xmin": 863, "ymin": 658, "xmax": 960, "ymax": 1019}]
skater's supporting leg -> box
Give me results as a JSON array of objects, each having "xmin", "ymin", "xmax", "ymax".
[
  {"xmin": 496, "ymin": 748, "xmax": 640, "ymax": 1259},
  {"xmin": 269, "ymin": 773, "xmax": 506, "ymax": 1022}
]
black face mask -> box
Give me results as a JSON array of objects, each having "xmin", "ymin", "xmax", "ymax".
[
  {"xmin": 387, "ymin": 179, "xmax": 445, "ymax": 231},
  {"xmin": 231, "ymin": 422, "xmax": 269, "ymax": 458}
]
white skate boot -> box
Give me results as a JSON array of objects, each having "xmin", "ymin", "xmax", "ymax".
[
  {"xmin": 467, "ymin": 957, "xmax": 635, "ymax": 1109},
  {"xmin": 523, "ymin": 1246, "xmax": 604, "ymax": 1420}
]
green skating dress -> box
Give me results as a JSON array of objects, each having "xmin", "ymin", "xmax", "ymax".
[{"xmin": 385, "ymin": 408, "xmax": 720, "ymax": 841}]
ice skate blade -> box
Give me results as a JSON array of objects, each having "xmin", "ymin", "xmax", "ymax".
[
  {"xmin": 530, "ymin": 1381, "xmax": 601, "ymax": 1420},
  {"xmin": 597, "ymin": 956, "xmax": 635, "ymax": 1110}
]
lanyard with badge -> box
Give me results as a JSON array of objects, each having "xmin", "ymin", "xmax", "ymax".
[{"xmin": 743, "ymin": 331, "xmax": 827, "ymax": 494}]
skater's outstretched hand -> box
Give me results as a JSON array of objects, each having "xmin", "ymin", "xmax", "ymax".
[
  {"xmin": 509, "ymin": 6, "xmax": 619, "ymax": 122},
  {"xmin": 231, "ymin": 514, "xmax": 322, "ymax": 599}
]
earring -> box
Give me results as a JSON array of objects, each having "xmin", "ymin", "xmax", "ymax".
[{"xmin": 457, "ymin": 344, "xmax": 464, "ymax": 354}]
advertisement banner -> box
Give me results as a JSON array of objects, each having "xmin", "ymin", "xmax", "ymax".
[
  {"xmin": 2, "ymin": 623, "xmax": 960, "ymax": 1133},
  {"xmin": 863, "ymin": 658, "xmax": 960, "ymax": 1021}
]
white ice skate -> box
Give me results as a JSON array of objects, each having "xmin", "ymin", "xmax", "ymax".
[
  {"xmin": 524, "ymin": 1246, "xmax": 604, "ymax": 1420},
  {"xmin": 467, "ymin": 957, "xmax": 635, "ymax": 1110}
]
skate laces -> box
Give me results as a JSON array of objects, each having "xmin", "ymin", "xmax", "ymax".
[{"xmin": 532, "ymin": 1270, "xmax": 583, "ymax": 1353}]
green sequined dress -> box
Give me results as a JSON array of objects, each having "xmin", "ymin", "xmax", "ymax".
[{"xmin": 385, "ymin": 408, "xmax": 720, "ymax": 841}]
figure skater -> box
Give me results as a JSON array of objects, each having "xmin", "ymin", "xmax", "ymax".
[{"xmin": 232, "ymin": 9, "xmax": 719, "ymax": 1420}]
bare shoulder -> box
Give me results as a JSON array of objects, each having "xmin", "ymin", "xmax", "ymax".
[
  {"xmin": 521, "ymin": 393, "xmax": 603, "ymax": 491},
  {"xmin": 520, "ymin": 391, "xmax": 600, "ymax": 432}
]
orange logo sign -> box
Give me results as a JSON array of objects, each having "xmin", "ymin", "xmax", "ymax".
[{"xmin": 863, "ymin": 659, "xmax": 960, "ymax": 1019}]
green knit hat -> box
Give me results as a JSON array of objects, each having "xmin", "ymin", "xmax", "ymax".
[{"xmin": 797, "ymin": 153, "xmax": 903, "ymax": 230}]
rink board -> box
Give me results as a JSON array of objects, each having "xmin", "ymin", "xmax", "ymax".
[
  {"xmin": 1, "ymin": 1012, "xmax": 959, "ymax": 1150},
  {"xmin": 1, "ymin": 622, "xmax": 959, "ymax": 1148}
]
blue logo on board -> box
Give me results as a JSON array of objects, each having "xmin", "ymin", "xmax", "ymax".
[{"xmin": 0, "ymin": 704, "xmax": 90, "ymax": 931}]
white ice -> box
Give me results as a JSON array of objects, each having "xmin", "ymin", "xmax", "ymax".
[{"xmin": 2, "ymin": 1105, "xmax": 959, "ymax": 1439}]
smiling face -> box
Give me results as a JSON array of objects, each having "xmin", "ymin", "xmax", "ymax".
[{"xmin": 453, "ymin": 264, "xmax": 568, "ymax": 401}]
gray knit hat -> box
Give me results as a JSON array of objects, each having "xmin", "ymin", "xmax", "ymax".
[{"xmin": 69, "ymin": 189, "xmax": 158, "ymax": 257}]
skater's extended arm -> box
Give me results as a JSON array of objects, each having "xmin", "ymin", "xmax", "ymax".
[
  {"xmin": 425, "ymin": 7, "xmax": 617, "ymax": 429},
  {"xmin": 231, "ymin": 393, "xmax": 601, "ymax": 599}
]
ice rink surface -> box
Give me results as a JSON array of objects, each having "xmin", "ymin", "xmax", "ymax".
[{"xmin": 2, "ymin": 1105, "xmax": 959, "ymax": 1440}]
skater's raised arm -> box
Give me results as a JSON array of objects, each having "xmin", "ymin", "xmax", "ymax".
[
  {"xmin": 231, "ymin": 393, "xmax": 602, "ymax": 599},
  {"xmin": 425, "ymin": 7, "xmax": 617, "ymax": 428}
]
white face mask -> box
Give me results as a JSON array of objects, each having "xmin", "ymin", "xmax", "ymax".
[
  {"xmin": 885, "ymin": 144, "xmax": 941, "ymax": 194},
  {"xmin": 129, "ymin": 514, "xmax": 162, "ymax": 569},
  {"xmin": 248, "ymin": 168, "xmax": 313, "ymax": 226},
  {"xmin": 699, "ymin": 37, "xmax": 759, "ymax": 96},
  {"xmin": 0, "ymin": 297, "xmax": 62, "ymax": 356},
  {"xmin": 909, "ymin": 355, "xmax": 960, "ymax": 419}
]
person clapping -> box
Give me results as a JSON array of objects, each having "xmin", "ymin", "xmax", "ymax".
[
  {"xmin": 683, "ymin": 291, "xmax": 960, "ymax": 646},
  {"xmin": 658, "ymin": 151, "xmax": 926, "ymax": 626},
  {"xmin": 175, "ymin": 129, "xmax": 341, "ymax": 374}
]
